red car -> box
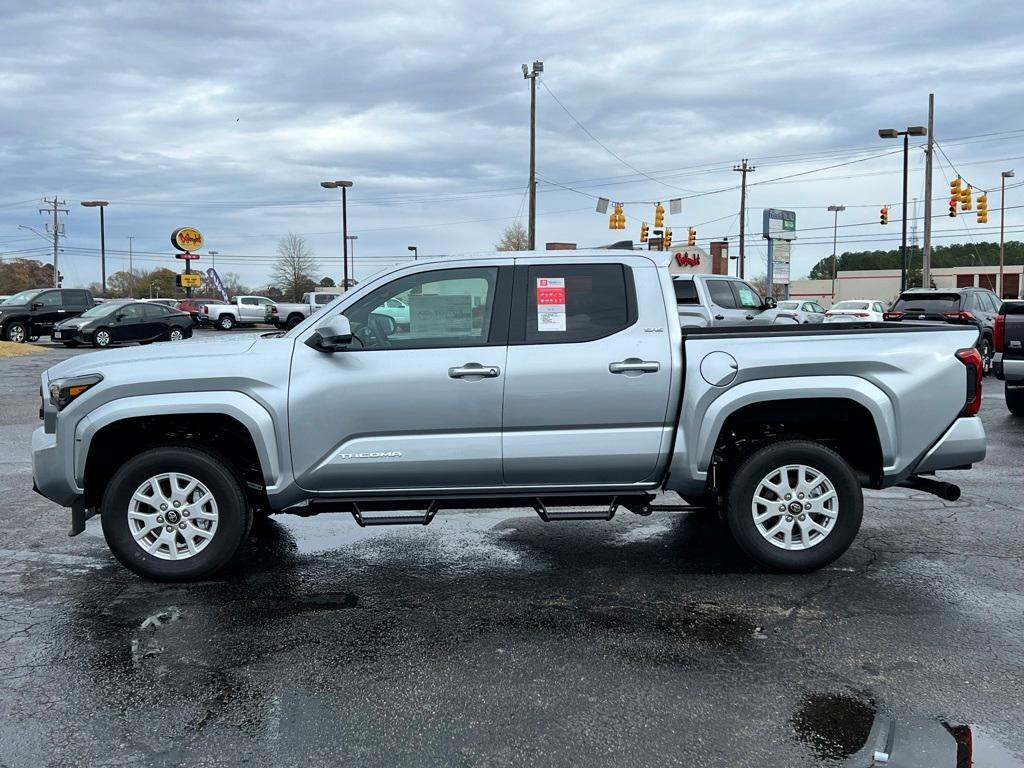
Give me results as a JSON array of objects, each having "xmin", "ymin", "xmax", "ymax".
[{"xmin": 176, "ymin": 298, "xmax": 226, "ymax": 324}]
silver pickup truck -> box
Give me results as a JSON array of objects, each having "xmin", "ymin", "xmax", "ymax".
[{"xmin": 32, "ymin": 250, "xmax": 986, "ymax": 581}]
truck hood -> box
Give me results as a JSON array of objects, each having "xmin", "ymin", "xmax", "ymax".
[{"xmin": 45, "ymin": 336, "xmax": 263, "ymax": 381}]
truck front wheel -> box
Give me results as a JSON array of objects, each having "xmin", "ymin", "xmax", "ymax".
[
  {"xmin": 100, "ymin": 446, "xmax": 251, "ymax": 581},
  {"xmin": 724, "ymin": 440, "xmax": 862, "ymax": 572}
]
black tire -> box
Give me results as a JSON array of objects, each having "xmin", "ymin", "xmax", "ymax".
[
  {"xmin": 217, "ymin": 314, "xmax": 234, "ymax": 330},
  {"xmin": 1007, "ymin": 383, "xmax": 1024, "ymax": 417},
  {"xmin": 100, "ymin": 446, "xmax": 251, "ymax": 581},
  {"xmin": 92, "ymin": 327, "xmax": 112, "ymax": 348},
  {"xmin": 724, "ymin": 440, "xmax": 863, "ymax": 572},
  {"xmin": 285, "ymin": 314, "xmax": 304, "ymax": 330},
  {"xmin": 4, "ymin": 320, "xmax": 28, "ymax": 344},
  {"xmin": 979, "ymin": 336, "xmax": 993, "ymax": 377}
]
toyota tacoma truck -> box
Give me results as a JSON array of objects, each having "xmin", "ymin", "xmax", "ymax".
[{"xmin": 32, "ymin": 250, "xmax": 987, "ymax": 581}]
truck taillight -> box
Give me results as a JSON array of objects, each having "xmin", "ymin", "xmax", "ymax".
[
  {"xmin": 995, "ymin": 312, "xmax": 1005, "ymax": 353},
  {"xmin": 956, "ymin": 347, "xmax": 983, "ymax": 416},
  {"xmin": 202, "ymin": 305, "xmax": 209, "ymax": 314}
]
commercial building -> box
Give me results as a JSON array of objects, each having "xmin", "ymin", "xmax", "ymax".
[{"xmin": 789, "ymin": 264, "xmax": 1024, "ymax": 307}]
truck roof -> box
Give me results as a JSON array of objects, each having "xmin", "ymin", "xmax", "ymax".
[{"xmin": 410, "ymin": 248, "xmax": 672, "ymax": 267}]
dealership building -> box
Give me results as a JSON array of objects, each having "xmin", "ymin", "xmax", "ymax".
[{"xmin": 788, "ymin": 264, "xmax": 1024, "ymax": 307}]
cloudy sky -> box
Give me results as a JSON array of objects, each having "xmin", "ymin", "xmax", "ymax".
[{"xmin": 1, "ymin": 0, "xmax": 1023, "ymax": 291}]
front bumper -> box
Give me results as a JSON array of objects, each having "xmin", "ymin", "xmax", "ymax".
[
  {"xmin": 913, "ymin": 417, "xmax": 987, "ymax": 474},
  {"xmin": 51, "ymin": 328, "xmax": 90, "ymax": 344},
  {"xmin": 31, "ymin": 426, "xmax": 81, "ymax": 507}
]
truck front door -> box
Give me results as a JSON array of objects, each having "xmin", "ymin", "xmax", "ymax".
[
  {"xmin": 289, "ymin": 264, "xmax": 512, "ymax": 493},
  {"xmin": 501, "ymin": 260, "xmax": 673, "ymax": 487}
]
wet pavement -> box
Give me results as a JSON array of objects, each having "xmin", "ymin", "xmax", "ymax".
[{"xmin": 1, "ymin": 342, "xmax": 1023, "ymax": 766}]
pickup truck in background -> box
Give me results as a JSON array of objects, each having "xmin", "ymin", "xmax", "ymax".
[
  {"xmin": 32, "ymin": 250, "xmax": 986, "ymax": 581},
  {"xmin": 994, "ymin": 299, "xmax": 1024, "ymax": 414},
  {"xmin": 674, "ymin": 274, "xmax": 800, "ymax": 327},
  {"xmin": 200, "ymin": 295, "xmax": 274, "ymax": 330},
  {"xmin": 0, "ymin": 288, "xmax": 95, "ymax": 343},
  {"xmin": 270, "ymin": 291, "xmax": 342, "ymax": 330}
]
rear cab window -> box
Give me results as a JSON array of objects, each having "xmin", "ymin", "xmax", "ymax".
[
  {"xmin": 673, "ymin": 280, "xmax": 699, "ymax": 305},
  {"xmin": 520, "ymin": 263, "xmax": 636, "ymax": 344}
]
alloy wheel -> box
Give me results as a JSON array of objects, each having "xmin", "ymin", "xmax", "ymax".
[
  {"xmin": 127, "ymin": 472, "xmax": 219, "ymax": 560},
  {"xmin": 751, "ymin": 463, "xmax": 838, "ymax": 551}
]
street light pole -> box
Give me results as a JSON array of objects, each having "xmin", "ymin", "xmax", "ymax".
[
  {"xmin": 321, "ymin": 180, "xmax": 354, "ymax": 289},
  {"xmin": 80, "ymin": 200, "xmax": 109, "ymax": 296},
  {"xmin": 346, "ymin": 235, "xmax": 357, "ymax": 282},
  {"xmin": 522, "ymin": 60, "xmax": 543, "ymax": 250},
  {"xmin": 827, "ymin": 205, "xmax": 846, "ymax": 303},
  {"xmin": 208, "ymin": 250, "xmax": 218, "ymax": 271},
  {"xmin": 878, "ymin": 125, "xmax": 927, "ymax": 291},
  {"xmin": 408, "ymin": 245, "xmax": 418, "ymax": 261},
  {"xmin": 1001, "ymin": 170, "xmax": 1015, "ymax": 298}
]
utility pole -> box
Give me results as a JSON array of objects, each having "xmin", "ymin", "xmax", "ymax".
[
  {"xmin": 127, "ymin": 236, "xmax": 135, "ymax": 297},
  {"xmin": 523, "ymin": 61, "xmax": 543, "ymax": 250},
  {"xmin": 733, "ymin": 160, "xmax": 755, "ymax": 278},
  {"xmin": 923, "ymin": 93, "xmax": 935, "ymax": 288},
  {"xmin": 1000, "ymin": 170, "xmax": 1015, "ymax": 298},
  {"xmin": 208, "ymin": 250, "xmax": 218, "ymax": 271},
  {"xmin": 38, "ymin": 197, "xmax": 69, "ymax": 288}
]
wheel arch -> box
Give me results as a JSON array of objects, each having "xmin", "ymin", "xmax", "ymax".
[{"xmin": 76, "ymin": 392, "xmax": 289, "ymax": 510}]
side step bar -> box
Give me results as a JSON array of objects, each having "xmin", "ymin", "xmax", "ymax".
[{"xmin": 351, "ymin": 501, "xmax": 439, "ymax": 527}]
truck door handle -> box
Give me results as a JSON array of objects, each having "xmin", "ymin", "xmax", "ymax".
[
  {"xmin": 609, "ymin": 359, "xmax": 660, "ymax": 374},
  {"xmin": 714, "ymin": 314, "xmax": 725, "ymax": 320},
  {"xmin": 448, "ymin": 363, "xmax": 500, "ymax": 379},
  {"xmin": 745, "ymin": 314, "xmax": 754, "ymax": 320}
]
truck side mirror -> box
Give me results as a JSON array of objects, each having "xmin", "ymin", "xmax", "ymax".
[
  {"xmin": 763, "ymin": 297, "xmax": 778, "ymax": 310},
  {"xmin": 306, "ymin": 314, "xmax": 353, "ymax": 353},
  {"xmin": 32, "ymin": 302, "xmax": 43, "ymax": 310}
]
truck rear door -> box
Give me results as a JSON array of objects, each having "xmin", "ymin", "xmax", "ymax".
[{"xmin": 501, "ymin": 259, "xmax": 673, "ymax": 486}]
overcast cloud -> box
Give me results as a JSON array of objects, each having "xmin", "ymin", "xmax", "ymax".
[{"xmin": 1, "ymin": 0, "xmax": 1023, "ymax": 289}]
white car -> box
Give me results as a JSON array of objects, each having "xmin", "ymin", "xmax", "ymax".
[
  {"xmin": 824, "ymin": 300, "xmax": 888, "ymax": 323},
  {"xmin": 372, "ymin": 297, "xmax": 411, "ymax": 329}
]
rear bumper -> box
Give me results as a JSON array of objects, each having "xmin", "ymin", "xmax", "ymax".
[
  {"xmin": 913, "ymin": 417, "xmax": 987, "ymax": 474},
  {"xmin": 994, "ymin": 357, "xmax": 1024, "ymax": 382}
]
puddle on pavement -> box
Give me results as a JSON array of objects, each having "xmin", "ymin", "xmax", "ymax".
[
  {"xmin": 791, "ymin": 693, "xmax": 876, "ymax": 761},
  {"xmin": 946, "ymin": 723, "xmax": 1024, "ymax": 768}
]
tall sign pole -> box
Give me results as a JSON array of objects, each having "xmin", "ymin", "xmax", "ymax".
[
  {"xmin": 922, "ymin": 93, "xmax": 935, "ymax": 289},
  {"xmin": 734, "ymin": 160, "xmax": 755, "ymax": 279},
  {"xmin": 523, "ymin": 61, "xmax": 543, "ymax": 250}
]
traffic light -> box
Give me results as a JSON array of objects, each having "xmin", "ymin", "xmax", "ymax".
[
  {"xmin": 950, "ymin": 176, "xmax": 962, "ymax": 199},
  {"xmin": 977, "ymin": 193, "xmax": 988, "ymax": 224},
  {"xmin": 949, "ymin": 197, "xmax": 958, "ymax": 217},
  {"xmin": 639, "ymin": 222, "xmax": 648, "ymax": 243},
  {"xmin": 960, "ymin": 184, "xmax": 973, "ymax": 212},
  {"xmin": 664, "ymin": 228, "xmax": 672, "ymax": 248},
  {"xmin": 609, "ymin": 202, "xmax": 625, "ymax": 230},
  {"xmin": 880, "ymin": 206, "xmax": 889, "ymax": 225},
  {"xmin": 687, "ymin": 227, "xmax": 696, "ymax": 246},
  {"xmin": 654, "ymin": 202, "xmax": 665, "ymax": 228}
]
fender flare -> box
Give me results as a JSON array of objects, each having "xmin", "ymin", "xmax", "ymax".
[{"xmin": 73, "ymin": 391, "xmax": 285, "ymax": 492}]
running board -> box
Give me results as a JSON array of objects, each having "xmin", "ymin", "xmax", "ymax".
[
  {"xmin": 533, "ymin": 497, "xmax": 617, "ymax": 522},
  {"xmin": 351, "ymin": 501, "xmax": 439, "ymax": 527}
]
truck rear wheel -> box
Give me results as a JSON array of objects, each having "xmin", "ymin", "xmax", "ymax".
[
  {"xmin": 217, "ymin": 315, "xmax": 234, "ymax": 330},
  {"xmin": 100, "ymin": 446, "xmax": 251, "ymax": 581},
  {"xmin": 1007, "ymin": 383, "xmax": 1024, "ymax": 417},
  {"xmin": 724, "ymin": 440, "xmax": 862, "ymax": 572}
]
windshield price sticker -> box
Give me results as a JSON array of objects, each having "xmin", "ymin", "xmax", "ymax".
[{"xmin": 537, "ymin": 277, "xmax": 566, "ymax": 332}]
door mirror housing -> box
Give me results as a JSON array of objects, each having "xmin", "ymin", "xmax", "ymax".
[
  {"xmin": 306, "ymin": 314, "xmax": 353, "ymax": 353},
  {"xmin": 31, "ymin": 302, "xmax": 43, "ymax": 310},
  {"xmin": 762, "ymin": 296, "xmax": 778, "ymax": 310},
  {"xmin": 115, "ymin": 313, "xmax": 126, "ymax": 322}
]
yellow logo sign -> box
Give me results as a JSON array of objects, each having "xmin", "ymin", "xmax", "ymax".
[
  {"xmin": 171, "ymin": 227, "xmax": 204, "ymax": 253},
  {"xmin": 177, "ymin": 273, "xmax": 202, "ymax": 288}
]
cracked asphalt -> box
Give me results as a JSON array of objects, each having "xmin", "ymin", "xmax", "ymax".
[{"xmin": 1, "ymin": 337, "xmax": 1022, "ymax": 767}]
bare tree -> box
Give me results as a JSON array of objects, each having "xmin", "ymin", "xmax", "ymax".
[
  {"xmin": 495, "ymin": 221, "xmax": 530, "ymax": 251},
  {"xmin": 272, "ymin": 233, "xmax": 319, "ymax": 301}
]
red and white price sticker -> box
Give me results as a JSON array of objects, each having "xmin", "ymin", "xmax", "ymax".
[{"xmin": 536, "ymin": 277, "xmax": 566, "ymax": 331}]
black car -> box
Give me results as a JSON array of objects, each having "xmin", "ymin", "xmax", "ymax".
[
  {"xmin": 885, "ymin": 287, "xmax": 1001, "ymax": 373},
  {"xmin": 51, "ymin": 300, "xmax": 194, "ymax": 348},
  {"xmin": 0, "ymin": 288, "xmax": 94, "ymax": 343}
]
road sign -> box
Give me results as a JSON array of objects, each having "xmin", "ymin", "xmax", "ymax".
[
  {"xmin": 762, "ymin": 209, "xmax": 797, "ymax": 241},
  {"xmin": 176, "ymin": 273, "xmax": 202, "ymax": 288},
  {"xmin": 175, "ymin": 252, "xmax": 202, "ymax": 260}
]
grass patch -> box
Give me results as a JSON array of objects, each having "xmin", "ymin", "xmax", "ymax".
[{"xmin": 0, "ymin": 341, "xmax": 48, "ymax": 358}]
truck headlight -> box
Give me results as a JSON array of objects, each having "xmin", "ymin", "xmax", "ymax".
[{"xmin": 48, "ymin": 374, "xmax": 102, "ymax": 411}]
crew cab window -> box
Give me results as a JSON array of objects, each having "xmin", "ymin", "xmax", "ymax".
[
  {"xmin": 673, "ymin": 280, "xmax": 699, "ymax": 305},
  {"xmin": 344, "ymin": 267, "xmax": 497, "ymax": 350},
  {"xmin": 707, "ymin": 280, "xmax": 738, "ymax": 308},
  {"xmin": 523, "ymin": 264, "xmax": 633, "ymax": 343},
  {"xmin": 733, "ymin": 282, "xmax": 763, "ymax": 309},
  {"xmin": 35, "ymin": 291, "xmax": 61, "ymax": 307}
]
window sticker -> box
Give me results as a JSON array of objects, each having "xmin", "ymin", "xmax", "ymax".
[{"xmin": 536, "ymin": 277, "xmax": 566, "ymax": 332}]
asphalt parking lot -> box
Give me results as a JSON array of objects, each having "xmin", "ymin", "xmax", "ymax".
[{"xmin": 1, "ymin": 335, "xmax": 1022, "ymax": 767}]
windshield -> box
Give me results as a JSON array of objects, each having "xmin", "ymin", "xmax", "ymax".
[
  {"xmin": 79, "ymin": 301, "xmax": 127, "ymax": 318},
  {"xmin": 892, "ymin": 293, "xmax": 960, "ymax": 314},
  {"xmin": 832, "ymin": 301, "xmax": 870, "ymax": 310},
  {"xmin": 777, "ymin": 301, "xmax": 800, "ymax": 310},
  {"xmin": 1, "ymin": 289, "xmax": 43, "ymax": 306}
]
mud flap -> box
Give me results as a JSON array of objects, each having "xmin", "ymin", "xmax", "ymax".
[{"xmin": 69, "ymin": 498, "xmax": 96, "ymax": 537}]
